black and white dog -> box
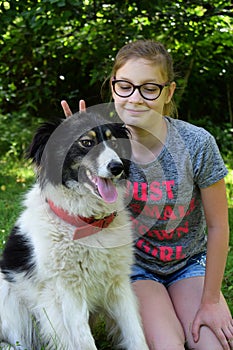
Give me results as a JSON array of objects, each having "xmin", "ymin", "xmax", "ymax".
[{"xmin": 0, "ymin": 111, "xmax": 148, "ymax": 350}]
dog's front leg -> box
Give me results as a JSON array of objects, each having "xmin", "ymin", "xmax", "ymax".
[
  {"xmin": 0, "ymin": 279, "xmax": 40, "ymax": 350},
  {"xmin": 39, "ymin": 288, "xmax": 98, "ymax": 350},
  {"xmin": 107, "ymin": 281, "xmax": 149, "ymax": 350},
  {"xmin": 61, "ymin": 294, "xmax": 98, "ymax": 350}
]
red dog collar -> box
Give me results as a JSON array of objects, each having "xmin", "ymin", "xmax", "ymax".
[{"xmin": 47, "ymin": 199, "xmax": 117, "ymax": 240}]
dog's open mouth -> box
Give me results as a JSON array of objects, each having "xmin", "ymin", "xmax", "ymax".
[{"xmin": 86, "ymin": 170, "xmax": 118, "ymax": 203}]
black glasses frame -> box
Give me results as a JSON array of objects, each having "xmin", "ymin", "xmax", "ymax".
[{"xmin": 112, "ymin": 79, "xmax": 169, "ymax": 101}]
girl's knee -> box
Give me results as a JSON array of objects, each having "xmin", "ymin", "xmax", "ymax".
[
  {"xmin": 144, "ymin": 309, "xmax": 186, "ymax": 349},
  {"xmin": 147, "ymin": 341, "xmax": 185, "ymax": 350},
  {"xmin": 146, "ymin": 333, "xmax": 185, "ymax": 350},
  {"xmin": 185, "ymin": 325, "xmax": 224, "ymax": 350}
]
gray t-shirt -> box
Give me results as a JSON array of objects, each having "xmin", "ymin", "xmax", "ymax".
[{"xmin": 126, "ymin": 117, "xmax": 228, "ymax": 275}]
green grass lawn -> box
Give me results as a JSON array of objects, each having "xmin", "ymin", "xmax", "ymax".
[{"xmin": 0, "ymin": 156, "xmax": 232, "ymax": 349}]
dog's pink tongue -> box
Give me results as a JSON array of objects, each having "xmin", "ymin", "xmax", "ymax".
[{"xmin": 97, "ymin": 177, "xmax": 118, "ymax": 203}]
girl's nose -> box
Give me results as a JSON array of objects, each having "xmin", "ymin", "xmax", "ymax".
[{"xmin": 128, "ymin": 88, "xmax": 144, "ymax": 103}]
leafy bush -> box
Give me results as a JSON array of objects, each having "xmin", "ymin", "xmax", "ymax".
[
  {"xmin": 0, "ymin": 0, "xmax": 232, "ymax": 125},
  {"xmin": 0, "ymin": 112, "xmax": 43, "ymax": 158}
]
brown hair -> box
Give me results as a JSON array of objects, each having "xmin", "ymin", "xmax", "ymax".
[{"xmin": 109, "ymin": 40, "xmax": 177, "ymax": 117}]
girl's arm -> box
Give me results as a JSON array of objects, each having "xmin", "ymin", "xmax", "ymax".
[
  {"xmin": 192, "ymin": 178, "xmax": 233, "ymax": 348},
  {"xmin": 202, "ymin": 178, "xmax": 229, "ymax": 304}
]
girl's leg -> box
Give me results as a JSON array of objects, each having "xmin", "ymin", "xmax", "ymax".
[
  {"xmin": 132, "ymin": 279, "xmax": 185, "ymax": 350},
  {"xmin": 168, "ymin": 276, "xmax": 225, "ymax": 350}
]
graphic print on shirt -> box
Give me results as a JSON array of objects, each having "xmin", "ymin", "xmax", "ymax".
[{"xmin": 126, "ymin": 175, "xmax": 197, "ymax": 263}]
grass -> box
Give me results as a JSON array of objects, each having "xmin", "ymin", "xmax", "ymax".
[
  {"xmin": 0, "ymin": 155, "xmax": 232, "ymax": 349},
  {"xmin": 0, "ymin": 157, "xmax": 35, "ymax": 247}
]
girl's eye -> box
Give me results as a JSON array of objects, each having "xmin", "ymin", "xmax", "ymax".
[
  {"xmin": 118, "ymin": 84, "xmax": 132, "ymax": 90},
  {"xmin": 79, "ymin": 139, "xmax": 95, "ymax": 148},
  {"xmin": 143, "ymin": 85, "xmax": 159, "ymax": 93}
]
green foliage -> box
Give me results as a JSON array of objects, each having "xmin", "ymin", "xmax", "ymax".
[
  {"xmin": 0, "ymin": 0, "xmax": 232, "ymax": 123},
  {"xmin": 226, "ymin": 170, "xmax": 233, "ymax": 208},
  {"xmin": 0, "ymin": 157, "xmax": 34, "ymax": 250},
  {"xmin": 222, "ymin": 208, "xmax": 233, "ymax": 312},
  {"xmin": 0, "ymin": 112, "xmax": 43, "ymax": 157}
]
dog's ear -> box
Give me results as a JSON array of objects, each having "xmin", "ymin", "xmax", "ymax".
[{"xmin": 27, "ymin": 119, "xmax": 63, "ymax": 166}]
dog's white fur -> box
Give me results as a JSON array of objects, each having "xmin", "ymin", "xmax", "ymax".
[{"xmin": 0, "ymin": 114, "xmax": 148, "ymax": 350}]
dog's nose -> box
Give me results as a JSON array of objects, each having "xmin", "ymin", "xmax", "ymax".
[{"xmin": 107, "ymin": 160, "xmax": 124, "ymax": 176}]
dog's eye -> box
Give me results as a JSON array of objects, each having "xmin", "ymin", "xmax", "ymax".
[{"xmin": 79, "ymin": 139, "xmax": 95, "ymax": 148}]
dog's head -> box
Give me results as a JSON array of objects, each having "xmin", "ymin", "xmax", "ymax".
[{"xmin": 27, "ymin": 111, "xmax": 131, "ymax": 204}]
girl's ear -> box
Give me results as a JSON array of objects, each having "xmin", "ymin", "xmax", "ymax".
[{"xmin": 165, "ymin": 81, "xmax": 176, "ymax": 104}]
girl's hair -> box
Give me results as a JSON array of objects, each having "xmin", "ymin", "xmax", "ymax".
[{"xmin": 109, "ymin": 39, "xmax": 177, "ymax": 117}]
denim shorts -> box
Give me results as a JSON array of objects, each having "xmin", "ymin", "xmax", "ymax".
[{"xmin": 131, "ymin": 252, "xmax": 206, "ymax": 288}]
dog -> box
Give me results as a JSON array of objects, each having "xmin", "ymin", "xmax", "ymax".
[{"xmin": 0, "ymin": 111, "xmax": 149, "ymax": 350}]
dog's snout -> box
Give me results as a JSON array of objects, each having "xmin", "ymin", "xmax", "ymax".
[{"xmin": 107, "ymin": 160, "xmax": 124, "ymax": 176}]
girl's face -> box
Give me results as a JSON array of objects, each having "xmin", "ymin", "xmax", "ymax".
[{"xmin": 111, "ymin": 58, "xmax": 176, "ymax": 130}]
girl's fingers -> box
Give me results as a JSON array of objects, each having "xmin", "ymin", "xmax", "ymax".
[
  {"xmin": 79, "ymin": 99, "xmax": 86, "ymax": 112},
  {"xmin": 61, "ymin": 100, "xmax": 73, "ymax": 118},
  {"xmin": 61, "ymin": 99, "xmax": 86, "ymax": 118}
]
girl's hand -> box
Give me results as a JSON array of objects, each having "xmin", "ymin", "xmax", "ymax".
[
  {"xmin": 192, "ymin": 299, "xmax": 233, "ymax": 350},
  {"xmin": 61, "ymin": 99, "xmax": 86, "ymax": 117}
]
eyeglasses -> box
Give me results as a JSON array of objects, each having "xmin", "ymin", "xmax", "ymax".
[{"xmin": 112, "ymin": 79, "xmax": 170, "ymax": 101}]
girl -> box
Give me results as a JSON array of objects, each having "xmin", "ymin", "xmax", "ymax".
[{"xmin": 61, "ymin": 40, "xmax": 233, "ymax": 350}]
